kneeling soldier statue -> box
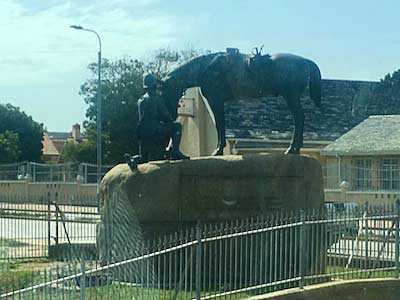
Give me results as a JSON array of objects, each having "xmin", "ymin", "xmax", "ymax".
[{"xmin": 125, "ymin": 74, "xmax": 189, "ymax": 169}]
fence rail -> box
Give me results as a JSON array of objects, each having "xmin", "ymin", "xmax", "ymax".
[
  {"xmin": 0, "ymin": 162, "xmax": 114, "ymax": 183},
  {"xmin": 0, "ymin": 193, "xmax": 99, "ymax": 260},
  {"xmin": 323, "ymin": 160, "xmax": 400, "ymax": 192},
  {"xmin": 1, "ymin": 200, "xmax": 400, "ymax": 299},
  {"xmin": 4, "ymin": 161, "xmax": 400, "ymax": 193}
]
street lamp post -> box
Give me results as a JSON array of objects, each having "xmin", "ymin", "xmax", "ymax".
[{"xmin": 70, "ymin": 25, "xmax": 102, "ymax": 204}]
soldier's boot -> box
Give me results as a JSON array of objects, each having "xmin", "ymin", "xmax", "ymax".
[
  {"xmin": 169, "ymin": 123, "xmax": 190, "ymax": 161},
  {"xmin": 124, "ymin": 153, "xmax": 146, "ymax": 170},
  {"xmin": 170, "ymin": 149, "xmax": 190, "ymax": 160}
]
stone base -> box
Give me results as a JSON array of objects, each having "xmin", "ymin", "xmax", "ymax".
[
  {"xmin": 97, "ymin": 154, "xmax": 325, "ymax": 279},
  {"xmin": 100, "ymin": 154, "xmax": 324, "ymax": 235},
  {"xmin": 99, "ymin": 154, "xmax": 322, "ymax": 244}
]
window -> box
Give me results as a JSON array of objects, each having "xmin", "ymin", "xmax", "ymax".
[
  {"xmin": 381, "ymin": 159, "xmax": 400, "ymax": 190},
  {"xmin": 353, "ymin": 159, "xmax": 372, "ymax": 190}
]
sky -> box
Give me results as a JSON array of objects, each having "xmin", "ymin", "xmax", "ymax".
[{"xmin": 0, "ymin": 0, "xmax": 399, "ymax": 131}]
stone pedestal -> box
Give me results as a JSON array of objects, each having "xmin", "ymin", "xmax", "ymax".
[
  {"xmin": 98, "ymin": 154, "xmax": 324, "ymax": 256},
  {"xmin": 100, "ymin": 154, "xmax": 324, "ymax": 232}
]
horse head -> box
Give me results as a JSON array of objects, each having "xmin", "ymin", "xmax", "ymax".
[
  {"xmin": 246, "ymin": 46, "xmax": 273, "ymax": 93},
  {"xmin": 248, "ymin": 46, "xmax": 272, "ymax": 77}
]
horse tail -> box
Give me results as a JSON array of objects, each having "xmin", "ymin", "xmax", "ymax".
[{"xmin": 308, "ymin": 60, "xmax": 321, "ymax": 107}]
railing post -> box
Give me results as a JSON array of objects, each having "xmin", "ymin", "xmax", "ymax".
[
  {"xmin": 55, "ymin": 192, "xmax": 59, "ymax": 245},
  {"xmin": 395, "ymin": 199, "xmax": 400, "ymax": 278},
  {"xmin": 47, "ymin": 192, "xmax": 51, "ymax": 257},
  {"xmin": 33, "ymin": 163, "xmax": 36, "ymax": 182},
  {"xmin": 299, "ymin": 210, "xmax": 305, "ymax": 289},
  {"xmin": 195, "ymin": 222, "xmax": 202, "ymax": 300},
  {"xmin": 364, "ymin": 202, "xmax": 369, "ymax": 269},
  {"xmin": 80, "ymin": 256, "xmax": 86, "ymax": 300},
  {"xmin": 85, "ymin": 164, "xmax": 88, "ymax": 184}
]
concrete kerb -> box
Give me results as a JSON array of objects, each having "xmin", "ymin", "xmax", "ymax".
[{"xmin": 244, "ymin": 278, "xmax": 400, "ymax": 300}]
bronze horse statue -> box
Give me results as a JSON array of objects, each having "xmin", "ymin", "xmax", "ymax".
[{"xmin": 160, "ymin": 48, "xmax": 321, "ymax": 155}]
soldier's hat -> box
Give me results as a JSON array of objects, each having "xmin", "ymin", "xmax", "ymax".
[{"xmin": 143, "ymin": 74, "xmax": 158, "ymax": 89}]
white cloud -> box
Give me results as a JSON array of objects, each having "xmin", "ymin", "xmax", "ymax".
[
  {"xmin": 0, "ymin": 0, "xmax": 191, "ymax": 130},
  {"xmin": 0, "ymin": 0, "xmax": 187, "ymax": 87}
]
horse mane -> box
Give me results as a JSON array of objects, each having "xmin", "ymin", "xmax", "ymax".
[{"xmin": 165, "ymin": 52, "xmax": 223, "ymax": 86}]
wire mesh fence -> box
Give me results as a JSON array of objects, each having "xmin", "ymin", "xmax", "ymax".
[
  {"xmin": 5, "ymin": 160, "xmax": 400, "ymax": 193},
  {"xmin": 0, "ymin": 193, "xmax": 99, "ymax": 260},
  {"xmin": 1, "ymin": 201, "xmax": 400, "ymax": 299},
  {"xmin": 0, "ymin": 162, "xmax": 114, "ymax": 183},
  {"xmin": 4, "ymin": 159, "xmax": 400, "ymax": 192},
  {"xmin": 323, "ymin": 158, "xmax": 400, "ymax": 192},
  {"xmin": 0, "ymin": 162, "xmax": 29, "ymax": 181}
]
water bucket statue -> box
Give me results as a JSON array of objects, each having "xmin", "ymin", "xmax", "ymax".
[{"xmin": 161, "ymin": 47, "xmax": 321, "ymax": 155}]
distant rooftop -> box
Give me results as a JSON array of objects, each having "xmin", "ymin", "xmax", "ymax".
[
  {"xmin": 42, "ymin": 132, "xmax": 60, "ymax": 156},
  {"xmin": 48, "ymin": 131, "xmax": 72, "ymax": 139},
  {"xmin": 321, "ymin": 115, "xmax": 400, "ymax": 156}
]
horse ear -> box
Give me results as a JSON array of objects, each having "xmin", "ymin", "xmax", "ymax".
[{"xmin": 252, "ymin": 46, "xmax": 264, "ymax": 57}]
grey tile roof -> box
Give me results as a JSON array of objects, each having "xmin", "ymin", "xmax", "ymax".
[
  {"xmin": 48, "ymin": 131, "xmax": 72, "ymax": 139},
  {"xmin": 321, "ymin": 115, "xmax": 400, "ymax": 155},
  {"xmin": 225, "ymin": 79, "xmax": 380, "ymax": 142}
]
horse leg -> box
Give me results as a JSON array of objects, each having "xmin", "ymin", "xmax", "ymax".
[
  {"xmin": 201, "ymin": 90, "xmax": 226, "ymax": 156},
  {"xmin": 210, "ymin": 99, "xmax": 226, "ymax": 156},
  {"xmin": 200, "ymin": 62, "xmax": 229, "ymax": 156},
  {"xmin": 285, "ymin": 97, "xmax": 304, "ymax": 155}
]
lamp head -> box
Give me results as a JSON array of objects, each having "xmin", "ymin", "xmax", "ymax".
[{"xmin": 70, "ymin": 25, "xmax": 83, "ymax": 30}]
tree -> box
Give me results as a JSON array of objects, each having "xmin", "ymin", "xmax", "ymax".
[
  {"xmin": 351, "ymin": 69, "xmax": 400, "ymax": 117},
  {"xmin": 373, "ymin": 70, "xmax": 400, "ymax": 114},
  {"xmin": 0, "ymin": 103, "xmax": 43, "ymax": 162},
  {"xmin": 365, "ymin": 70, "xmax": 400, "ymax": 115},
  {"xmin": 60, "ymin": 140, "xmax": 96, "ymax": 163},
  {"xmin": 0, "ymin": 131, "xmax": 20, "ymax": 163},
  {"xmin": 377, "ymin": 70, "xmax": 400, "ymax": 94},
  {"xmin": 75, "ymin": 48, "xmax": 204, "ymax": 164},
  {"xmin": 79, "ymin": 58, "xmax": 145, "ymax": 164}
]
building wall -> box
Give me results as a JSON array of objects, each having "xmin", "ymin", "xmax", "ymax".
[
  {"xmin": 324, "ymin": 154, "xmax": 400, "ymax": 205},
  {"xmin": 325, "ymin": 190, "xmax": 400, "ymax": 205},
  {"xmin": 0, "ymin": 181, "xmax": 96, "ymax": 203}
]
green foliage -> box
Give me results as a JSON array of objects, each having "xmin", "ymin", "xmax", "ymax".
[
  {"xmin": 0, "ymin": 269, "xmax": 34, "ymax": 294},
  {"xmin": 0, "ymin": 239, "xmax": 29, "ymax": 247},
  {"xmin": 79, "ymin": 58, "xmax": 144, "ymax": 164},
  {"xmin": 0, "ymin": 130, "xmax": 20, "ymax": 163},
  {"xmin": 0, "ymin": 258, "xmax": 54, "ymax": 295},
  {"xmin": 74, "ymin": 48, "xmax": 204, "ymax": 164},
  {"xmin": 0, "ymin": 104, "xmax": 43, "ymax": 162},
  {"xmin": 370, "ymin": 69, "xmax": 400, "ymax": 114},
  {"xmin": 60, "ymin": 140, "xmax": 97, "ymax": 163},
  {"xmin": 353, "ymin": 69, "xmax": 400, "ymax": 116},
  {"xmin": 378, "ymin": 69, "xmax": 400, "ymax": 95}
]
